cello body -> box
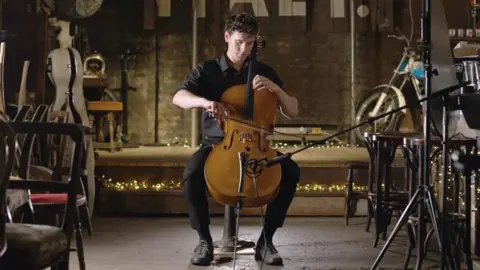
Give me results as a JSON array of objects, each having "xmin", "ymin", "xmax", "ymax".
[{"xmin": 204, "ymin": 84, "xmax": 281, "ymax": 208}]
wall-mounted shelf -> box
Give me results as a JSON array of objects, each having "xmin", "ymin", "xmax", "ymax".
[
  {"xmin": 84, "ymin": 75, "xmax": 108, "ymax": 88},
  {"xmin": 450, "ymin": 37, "xmax": 480, "ymax": 42}
]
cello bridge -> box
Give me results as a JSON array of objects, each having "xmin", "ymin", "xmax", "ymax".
[{"xmin": 238, "ymin": 132, "xmax": 253, "ymax": 143}]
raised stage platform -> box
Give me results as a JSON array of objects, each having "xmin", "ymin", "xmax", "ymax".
[{"xmin": 94, "ymin": 145, "xmax": 405, "ymax": 216}]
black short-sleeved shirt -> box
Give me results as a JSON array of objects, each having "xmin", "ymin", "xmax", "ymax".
[{"xmin": 176, "ymin": 53, "xmax": 284, "ymax": 141}]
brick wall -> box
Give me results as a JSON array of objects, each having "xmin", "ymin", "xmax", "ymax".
[{"xmin": 79, "ymin": 0, "xmax": 460, "ymax": 145}]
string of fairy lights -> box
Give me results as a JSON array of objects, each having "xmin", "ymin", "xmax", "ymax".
[
  {"xmin": 100, "ymin": 140, "xmax": 480, "ymax": 210},
  {"xmin": 428, "ymin": 146, "xmax": 480, "ymax": 211},
  {"xmin": 101, "ymin": 177, "xmax": 368, "ymax": 193},
  {"xmin": 101, "ymin": 139, "xmax": 365, "ymax": 193},
  {"xmin": 164, "ymin": 137, "xmax": 354, "ymax": 149}
]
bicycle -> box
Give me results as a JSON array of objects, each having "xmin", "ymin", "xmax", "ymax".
[{"xmin": 353, "ymin": 28, "xmax": 425, "ymax": 145}]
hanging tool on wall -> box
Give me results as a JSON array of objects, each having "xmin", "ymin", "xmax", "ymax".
[
  {"xmin": 470, "ymin": 0, "xmax": 480, "ymax": 29},
  {"xmin": 370, "ymin": 0, "xmax": 395, "ymax": 32}
]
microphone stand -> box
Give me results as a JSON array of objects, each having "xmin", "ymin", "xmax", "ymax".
[
  {"xmin": 262, "ymin": 82, "xmax": 469, "ymax": 169},
  {"xmin": 254, "ymin": 81, "xmax": 468, "ymax": 269}
]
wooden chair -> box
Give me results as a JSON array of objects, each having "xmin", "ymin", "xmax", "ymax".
[
  {"xmin": 87, "ymin": 101, "xmax": 123, "ymax": 152},
  {"xmin": 0, "ymin": 113, "xmax": 88, "ymax": 269},
  {"xmin": 25, "ymin": 110, "xmax": 92, "ymax": 235},
  {"xmin": 5, "ymin": 104, "xmax": 34, "ymax": 223},
  {"xmin": 344, "ymin": 162, "xmax": 370, "ymax": 226},
  {"xmin": 0, "ymin": 113, "xmax": 11, "ymax": 258}
]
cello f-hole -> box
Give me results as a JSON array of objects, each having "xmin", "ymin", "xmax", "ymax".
[
  {"xmin": 223, "ymin": 130, "xmax": 239, "ymax": 150},
  {"xmin": 254, "ymin": 131, "xmax": 267, "ymax": 152}
]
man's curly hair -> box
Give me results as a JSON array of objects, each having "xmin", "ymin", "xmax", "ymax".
[{"xmin": 224, "ymin": 13, "xmax": 259, "ymax": 36}]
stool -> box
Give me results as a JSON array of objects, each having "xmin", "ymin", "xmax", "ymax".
[
  {"xmin": 364, "ymin": 132, "xmax": 420, "ymax": 247},
  {"xmin": 344, "ymin": 162, "xmax": 369, "ymax": 225},
  {"xmin": 213, "ymin": 205, "xmax": 255, "ymax": 257},
  {"xmin": 87, "ymin": 101, "xmax": 123, "ymax": 152},
  {"xmin": 402, "ymin": 136, "xmax": 478, "ymax": 269}
]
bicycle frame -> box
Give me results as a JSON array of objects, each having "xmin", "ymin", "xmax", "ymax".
[{"xmin": 368, "ymin": 49, "xmax": 423, "ymax": 118}]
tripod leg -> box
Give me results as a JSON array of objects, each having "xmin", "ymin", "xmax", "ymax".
[
  {"xmin": 425, "ymin": 190, "xmax": 457, "ymax": 270},
  {"xmin": 370, "ymin": 188, "xmax": 421, "ymax": 270},
  {"xmin": 415, "ymin": 188, "xmax": 426, "ymax": 270},
  {"xmin": 404, "ymin": 220, "xmax": 416, "ymax": 269},
  {"xmin": 426, "ymin": 191, "xmax": 441, "ymax": 246},
  {"xmin": 463, "ymin": 169, "xmax": 473, "ymax": 270}
]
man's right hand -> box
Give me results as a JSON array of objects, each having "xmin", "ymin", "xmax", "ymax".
[{"xmin": 202, "ymin": 99, "xmax": 231, "ymax": 122}]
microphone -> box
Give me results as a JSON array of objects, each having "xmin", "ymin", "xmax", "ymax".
[{"xmin": 265, "ymin": 153, "xmax": 292, "ymax": 168}]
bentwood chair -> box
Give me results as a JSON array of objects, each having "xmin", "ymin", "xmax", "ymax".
[{"xmin": 0, "ymin": 113, "xmax": 87, "ymax": 269}]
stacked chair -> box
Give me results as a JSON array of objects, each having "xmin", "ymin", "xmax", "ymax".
[{"xmin": 0, "ymin": 35, "xmax": 91, "ymax": 268}]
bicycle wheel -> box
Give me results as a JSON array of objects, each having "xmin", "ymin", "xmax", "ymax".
[{"xmin": 353, "ymin": 86, "xmax": 401, "ymax": 145}]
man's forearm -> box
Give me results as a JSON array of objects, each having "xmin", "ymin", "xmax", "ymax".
[
  {"xmin": 276, "ymin": 89, "xmax": 298, "ymax": 118},
  {"xmin": 172, "ymin": 90, "xmax": 208, "ymax": 109}
]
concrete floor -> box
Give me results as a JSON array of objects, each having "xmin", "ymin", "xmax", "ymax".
[{"xmin": 68, "ymin": 216, "xmax": 453, "ymax": 270}]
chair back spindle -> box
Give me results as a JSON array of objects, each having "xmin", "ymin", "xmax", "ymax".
[{"xmin": 0, "ymin": 113, "xmax": 16, "ymax": 256}]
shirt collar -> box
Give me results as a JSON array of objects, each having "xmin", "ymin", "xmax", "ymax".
[{"xmin": 218, "ymin": 53, "xmax": 250, "ymax": 72}]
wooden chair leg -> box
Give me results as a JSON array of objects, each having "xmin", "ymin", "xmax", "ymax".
[
  {"xmin": 88, "ymin": 114, "xmax": 94, "ymax": 137},
  {"xmin": 51, "ymin": 257, "xmax": 70, "ymax": 270},
  {"xmin": 79, "ymin": 204, "xmax": 92, "ymax": 236},
  {"xmin": 107, "ymin": 112, "xmax": 114, "ymax": 152},
  {"xmin": 6, "ymin": 206, "xmax": 12, "ymax": 222},
  {"xmin": 75, "ymin": 222, "xmax": 86, "ymax": 270},
  {"xmin": 98, "ymin": 117, "xmax": 105, "ymax": 142},
  {"xmin": 365, "ymin": 198, "xmax": 374, "ymax": 232},
  {"xmin": 28, "ymin": 199, "xmax": 35, "ymax": 221},
  {"xmin": 345, "ymin": 167, "xmax": 354, "ymax": 225},
  {"xmin": 403, "ymin": 220, "xmax": 416, "ymax": 269}
]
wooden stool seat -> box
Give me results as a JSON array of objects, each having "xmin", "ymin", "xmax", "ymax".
[
  {"xmin": 87, "ymin": 101, "xmax": 123, "ymax": 152},
  {"xmin": 87, "ymin": 101, "xmax": 123, "ymax": 112}
]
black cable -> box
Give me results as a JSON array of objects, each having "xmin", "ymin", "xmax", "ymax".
[{"xmin": 233, "ymin": 203, "xmax": 240, "ymax": 269}]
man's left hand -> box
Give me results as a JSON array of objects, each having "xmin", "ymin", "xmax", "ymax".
[{"xmin": 253, "ymin": 75, "xmax": 280, "ymax": 93}]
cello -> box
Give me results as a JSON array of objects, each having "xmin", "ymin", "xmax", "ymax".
[{"xmin": 204, "ymin": 40, "xmax": 282, "ymax": 208}]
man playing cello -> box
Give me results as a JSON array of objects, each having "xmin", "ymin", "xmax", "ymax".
[{"xmin": 172, "ymin": 13, "xmax": 300, "ymax": 266}]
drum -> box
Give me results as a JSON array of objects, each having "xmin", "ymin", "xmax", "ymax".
[{"xmin": 461, "ymin": 60, "xmax": 480, "ymax": 92}]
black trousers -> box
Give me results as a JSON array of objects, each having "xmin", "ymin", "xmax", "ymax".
[{"xmin": 182, "ymin": 140, "xmax": 301, "ymax": 233}]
